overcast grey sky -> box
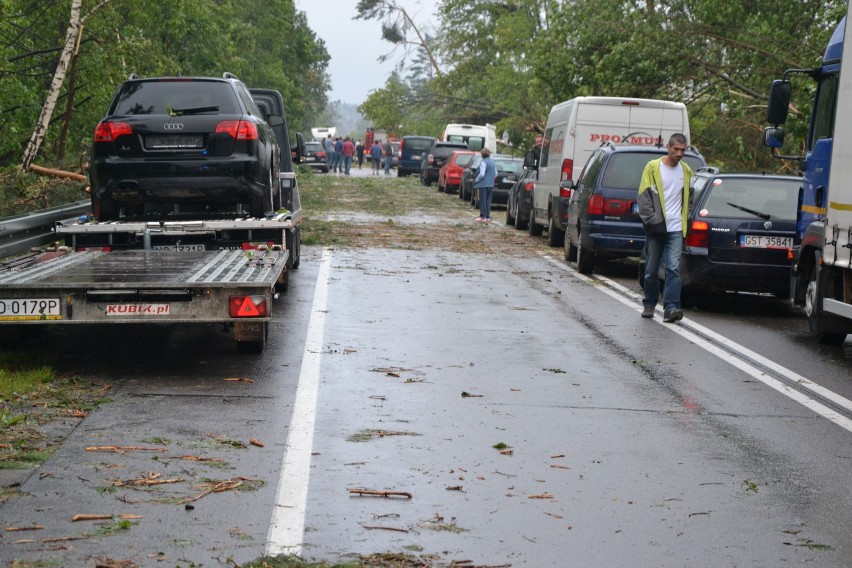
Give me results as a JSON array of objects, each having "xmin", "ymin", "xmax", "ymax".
[{"xmin": 296, "ymin": 0, "xmax": 439, "ymax": 106}]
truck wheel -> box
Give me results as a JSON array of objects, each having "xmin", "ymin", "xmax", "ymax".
[
  {"xmin": 506, "ymin": 200, "xmax": 515, "ymax": 226},
  {"xmin": 547, "ymin": 214, "xmax": 565, "ymax": 247},
  {"xmin": 528, "ymin": 206, "xmax": 543, "ymax": 236},
  {"xmin": 805, "ymin": 266, "xmax": 847, "ymax": 345},
  {"xmin": 397, "ymin": 169, "xmax": 404, "ymax": 178},
  {"xmin": 575, "ymin": 233, "xmax": 595, "ymax": 274}
]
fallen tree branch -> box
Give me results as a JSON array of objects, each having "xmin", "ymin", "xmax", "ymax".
[
  {"xmin": 85, "ymin": 445, "xmax": 168, "ymax": 454},
  {"xmin": 26, "ymin": 163, "xmax": 87, "ymax": 182},
  {"xmin": 348, "ymin": 488, "xmax": 413, "ymax": 499}
]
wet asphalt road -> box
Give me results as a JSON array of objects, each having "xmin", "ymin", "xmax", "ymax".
[{"xmin": 2, "ymin": 198, "xmax": 852, "ymax": 566}]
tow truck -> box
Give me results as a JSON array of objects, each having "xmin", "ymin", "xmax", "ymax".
[{"xmin": 0, "ymin": 209, "xmax": 300, "ymax": 352}]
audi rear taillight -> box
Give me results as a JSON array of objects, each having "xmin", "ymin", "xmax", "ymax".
[
  {"xmin": 560, "ymin": 158, "xmax": 573, "ymax": 181},
  {"xmin": 524, "ymin": 182, "xmax": 534, "ymax": 192},
  {"xmin": 230, "ymin": 295, "xmax": 268, "ymax": 317},
  {"xmin": 685, "ymin": 220, "xmax": 710, "ymax": 247},
  {"xmin": 216, "ymin": 120, "xmax": 259, "ymax": 140},
  {"xmin": 94, "ymin": 121, "xmax": 132, "ymax": 142},
  {"xmin": 587, "ymin": 195, "xmax": 604, "ymax": 215}
]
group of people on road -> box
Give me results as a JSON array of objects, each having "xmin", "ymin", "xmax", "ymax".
[
  {"xmin": 323, "ymin": 134, "xmax": 365, "ymax": 175},
  {"xmin": 368, "ymin": 139, "xmax": 394, "ymax": 175},
  {"xmin": 324, "ymin": 134, "xmax": 396, "ymax": 175}
]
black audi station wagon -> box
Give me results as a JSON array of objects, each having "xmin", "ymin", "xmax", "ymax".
[{"xmin": 89, "ymin": 73, "xmax": 281, "ymax": 220}]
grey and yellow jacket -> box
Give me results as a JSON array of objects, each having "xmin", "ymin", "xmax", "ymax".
[{"xmin": 637, "ymin": 157, "xmax": 692, "ymax": 237}]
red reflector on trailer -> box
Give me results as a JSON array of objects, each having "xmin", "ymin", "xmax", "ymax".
[{"xmin": 230, "ymin": 296, "xmax": 267, "ymax": 317}]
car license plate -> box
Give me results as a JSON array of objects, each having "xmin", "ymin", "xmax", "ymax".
[
  {"xmin": 305, "ymin": 156, "xmax": 316, "ymax": 162},
  {"xmin": 740, "ymin": 235, "xmax": 793, "ymax": 249},
  {"xmin": 146, "ymin": 135, "xmax": 204, "ymax": 149},
  {"xmin": 152, "ymin": 244, "xmax": 206, "ymax": 252},
  {"xmin": 412, "ymin": 154, "xmax": 422, "ymax": 160},
  {"xmin": 0, "ymin": 298, "xmax": 61, "ymax": 320}
]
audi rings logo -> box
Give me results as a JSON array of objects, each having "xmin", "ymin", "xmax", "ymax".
[
  {"xmin": 163, "ymin": 123, "xmax": 184, "ymax": 131},
  {"xmin": 764, "ymin": 221, "xmax": 773, "ymax": 230}
]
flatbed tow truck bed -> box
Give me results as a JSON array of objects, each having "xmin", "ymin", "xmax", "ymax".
[{"xmin": 0, "ymin": 213, "xmax": 298, "ymax": 352}]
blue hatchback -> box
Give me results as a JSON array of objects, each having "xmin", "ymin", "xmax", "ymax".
[
  {"xmin": 397, "ymin": 135, "xmax": 435, "ymax": 177},
  {"xmin": 563, "ymin": 142, "xmax": 706, "ymax": 274}
]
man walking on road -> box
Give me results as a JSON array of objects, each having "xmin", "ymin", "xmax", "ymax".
[
  {"xmin": 342, "ymin": 136, "xmax": 355, "ymax": 175},
  {"xmin": 638, "ymin": 133, "xmax": 693, "ymax": 323},
  {"xmin": 473, "ymin": 148, "xmax": 496, "ymax": 222}
]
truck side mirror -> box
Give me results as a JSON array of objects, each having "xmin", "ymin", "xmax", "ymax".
[
  {"xmin": 523, "ymin": 150, "xmax": 538, "ymax": 169},
  {"xmin": 767, "ymin": 80, "xmax": 792, "ymax": 126},
  {"xmin": 763, "ymin": 126, "xmax": 785, "ymax": 149}
]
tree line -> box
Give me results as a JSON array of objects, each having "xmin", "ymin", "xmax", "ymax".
[
  {"xmin": 0, "ymin": 0, "xmax": 330, "ymax": 172},
  {"xmin": 356, "ymin": 0, "xmax": 846, "ymax": 171},
  {"xmin": 0, "ymin": 0, "xmax": 845, "ymax": 179}
]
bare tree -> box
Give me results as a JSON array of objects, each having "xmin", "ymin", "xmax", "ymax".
[{"xmin": 21, "ymin": 0, "xmax": 113, "ymax": 171}]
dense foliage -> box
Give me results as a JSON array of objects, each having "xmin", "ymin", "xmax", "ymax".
[
  {"xmin": 358, "ymin": 0, "xmax": 847, "ymax": 171},
  {"xmin": 0, "ymin": 0, "xmax": 330, "ymax": 173}
]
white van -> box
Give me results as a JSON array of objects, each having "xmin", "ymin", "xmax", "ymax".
[
  {"xmin": 529, "ymin": 97, "xmax": 690, "ymax": 245},
  {"xmin": 311, "ymin": 126, "xmax": 337, "ymax": 141},
  {"xmin": 442, "ymin": 123, "xmax": 496, "ymax": 153}
]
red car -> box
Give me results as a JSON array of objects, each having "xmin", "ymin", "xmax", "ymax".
[{"xmin": 438, "ymin": 150, "xmax": 476, "ymax": 193}]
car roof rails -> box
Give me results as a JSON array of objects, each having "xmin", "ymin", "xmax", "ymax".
[
  {"xmin": 696, "ymin": 166, "xmax": 720, "ymax": 174},
  {"xmin": 127, "ymin": 73, "xmax": 140, "ymax": 80},
  {"xmin": 222, "ymin": 72, "xmax": 240, "ymax": 80}
]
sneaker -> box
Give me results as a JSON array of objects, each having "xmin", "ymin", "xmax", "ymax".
[
  {"xmin": 474, "ymin": 217, "xmax": 485, "ymax": 222},
  {"xmin": 663, "ymin": 308, "xmax": 683, "ymax": 323},
  {"xmin": 641, "ymin": 305, "xmax": 654, "ymax": 319},
  {"xmin": 484, "ymin": 218, "xmax": 492, "ymax": 222}
]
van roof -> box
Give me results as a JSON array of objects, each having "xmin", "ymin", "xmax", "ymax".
[{"xmin": 550, "ymin": 96, "xmax": 686, "ymax": 113}]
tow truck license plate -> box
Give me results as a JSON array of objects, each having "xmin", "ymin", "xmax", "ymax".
[
  {"xmin": 0, "ymin": 298, "xmax": 61, "ymax": 320},
  {"xmin": 740, "ymin": 235, "xmax": 793, "ymax": 249},
  {"xmin": 152, "ymin": 244, "xmax": 206, "ymax": 252}
]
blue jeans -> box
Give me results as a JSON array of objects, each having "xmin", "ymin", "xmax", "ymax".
[
  {"xmin": 643, "ymin": 231, "xmax": 683, "ymax": 311},
  {"xmin": 384, "ymin": 156, "xmax": 392, "ymax": 174},
  {"xmin": 326, "ymin": 151, "xmax": 334, "ymax": 168},
  {"xmin": 344, "ymin": 156, "xmax": 352, "ymax": 175},
  {"xmin": 477, "ymin": 186, "xmax": 493, "ymax": 219}
]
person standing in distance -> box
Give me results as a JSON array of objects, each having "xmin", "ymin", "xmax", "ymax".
[
  {"xmin": 324, "ymin": 134, "xmax": 334, "ymax": 170},
  {"xmin": 370, "ymin": 140, "xmax": 383, "ymax": 174},
  {"xmin": 383, "ymin": 139, "xmax": 393, "ymax": 175},
  {"xmin": 355, "ymin": 139, "xmax": 365, "ymax": 169},
  {"xmin": 473, "ymin": 148, "xmax": 496, "ymax": 222},
  {"xmin": 638, "ymin": 133, "xmax": 693, "ymax": 323},
  {"xmin": 342, "ymin": 136, "xmax": 355, "ymax": 175}
]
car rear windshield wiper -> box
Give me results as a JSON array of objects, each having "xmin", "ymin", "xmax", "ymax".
[
  {"xmin": 726, "ymin": 202, "xmax": 771, "ymax": 220},
  {"xmin": 167, "ymin": 105, "xmax": 219, "ymax": 116}
]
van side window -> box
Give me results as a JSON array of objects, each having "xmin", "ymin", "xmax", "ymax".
[
  {"xmin": 578, "ymin": 150, "xmax": 604, "ymax": 190},
  {"xmin": 540, "ymin": 128, "xmax": 553, "ymax": 168}
]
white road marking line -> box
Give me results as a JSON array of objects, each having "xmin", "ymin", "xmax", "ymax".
[
  {"xmin": 543, "ymin": 255, "xmax": 852, "ymax": 433},
  {"xmin": 266, "ymin": 248, "xmax": 333, "ymax": 557}
]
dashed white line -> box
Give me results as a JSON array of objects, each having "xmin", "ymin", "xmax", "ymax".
[
  {"xmin": 543, "ymin": 254, "xmax": 852, "ymax": 433},
  {"xmin": 265, "ymin": 248, "xmax": 333, "ymax": 557}
]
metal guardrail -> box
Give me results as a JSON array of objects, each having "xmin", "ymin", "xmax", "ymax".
[{"xmin": 0, "ymin": 200, "xmax": 91, "ymax": 258}]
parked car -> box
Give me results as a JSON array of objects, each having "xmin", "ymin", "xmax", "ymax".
[
  {"xmin": 438, "ymin": 150, "xmax": 476, "ymax": 193},
  {"xmin": 421, "ymin": 140, "xmax": 468, "ymax": 186},
  {"xmin": 302, "ymin": 141, "xmax": 328, "ymax": 173},
  {"xmin": 90, "ymin": 73, "xmax": 281, "ymax": 220},
  {"xmin": 675, "ymin": 170, "xmax": 801, "ymax": 305},
  {"xmin": 463, "ymin": 154, "xmax": 524, "ymax": 207},
  {"xmin": 506, "ymin": 168, "xmax": 537, "ymax": 229},
  {"xmin": 398, "ymin": 135, "xmax": 436, "ymax": 177},
  {"xmin": 563, "ymin": 141, "xmax": 706, "ymax": 273},
  {"xmin": 487, "ymin": 155, "xmax": 525, "ymax": 205}
]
